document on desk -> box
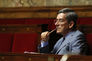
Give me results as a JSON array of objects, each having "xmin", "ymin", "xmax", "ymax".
[{"xmin": 24, "ymin": 51, "xmax": 44, "ymax": 54}]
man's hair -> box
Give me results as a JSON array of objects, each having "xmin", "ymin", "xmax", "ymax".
[
  {"xmin": 58, "ymin": 8, "xmax": 74, "ymax": 13},
  {"xmin": 58, "ymin": 8, "xmax": 78, "ymax": 30}
]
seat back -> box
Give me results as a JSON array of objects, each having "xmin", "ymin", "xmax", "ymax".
[
  {"xmin": 78, "ymin": 17, "xmax": 92, "ymax": 55},
  {"xmin": 12, "ymin": 33, "xmax": 38, "ymax": 53},
  {"xmin": 0, "ymin": 33, "xmax": 13, "ymax": 52}
]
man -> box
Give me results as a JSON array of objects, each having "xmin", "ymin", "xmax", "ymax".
[{"xmin": 39, "ymin": 8, "xmax": 89, "ymax": 55}]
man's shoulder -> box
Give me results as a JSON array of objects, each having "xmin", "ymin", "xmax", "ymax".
[
  {"xmin": 67, "ymin": 30, "xmax": 85, "ymax": 42},
  {"xmin": 70, "ymin": 30, "xmax": 86, "ymax": 42},
  {"xmin": 72, "ymin": 30, "xmax": 84, "ymax": 37}
]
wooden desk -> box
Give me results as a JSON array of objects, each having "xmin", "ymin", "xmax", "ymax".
[
  {"xmin": 0, "ymin": 53, "xmax": 62, "ymax": 61},
  {"xmin": 0, "ymin": 53, "xmax": 92, "ymax": 61}
]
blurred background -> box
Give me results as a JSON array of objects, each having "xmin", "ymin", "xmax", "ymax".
[{"xmin": 0, "ymin": 0, "xmax": 92, "ymax": 54}]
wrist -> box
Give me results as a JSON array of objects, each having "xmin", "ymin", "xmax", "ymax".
[{"xmin": 41, "ymin": 40, "xmax": 48, "ymax": 47}]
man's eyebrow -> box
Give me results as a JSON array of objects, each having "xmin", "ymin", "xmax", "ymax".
[
  {"xmin": 56, "ymin": 18, "xmax": 63, "ymax": 20},
  {"xmin": 57, "ymin": 19, "xmax": 65, "ymax": 21}
]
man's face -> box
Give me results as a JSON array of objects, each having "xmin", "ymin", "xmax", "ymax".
[{"xmin": 55, "ymin": 13, "xmax": 70, "ymax": 35}]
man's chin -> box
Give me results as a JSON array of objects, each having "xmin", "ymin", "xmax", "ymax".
[{"xmin": 56, "ymin": 31, "xmax": 61, "ymax": 34}]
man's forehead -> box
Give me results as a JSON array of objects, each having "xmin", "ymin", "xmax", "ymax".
[{"xmin": 57, "ymin": 13, "xmax": 66, "ymax": 19}]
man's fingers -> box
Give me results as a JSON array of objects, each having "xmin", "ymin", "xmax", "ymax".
[
  {"xmin": 41, "ymin": 31, "xmax": 49, "ymax": 41},
  {"xmin": 41, "ymin": 31, "xmax": 49, "ymax": 38}
]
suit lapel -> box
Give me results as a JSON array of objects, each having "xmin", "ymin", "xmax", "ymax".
[{"xmin": 56, "ymin": 31, "xmax": 75, "ymax": 54}]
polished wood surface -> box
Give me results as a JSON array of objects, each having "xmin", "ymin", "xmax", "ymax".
[
  {"xmin": 0, "ymin": 53, "xmax": 92, "ymax": 61},
  {"xmin": 0, "ymin": 24, "xmax": 41, "ymax": 33},
  {"xmin": 0, "ymin": 53, "xmax": 62, "ymax": 61},
  {"xmin": 0, "ymin": 6, "xmax": 92, "ymax": 19}
]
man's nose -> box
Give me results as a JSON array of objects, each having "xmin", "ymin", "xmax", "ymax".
[{"xmin": 55, "ymin": 21, "xmax": 59, "ymax": 26}]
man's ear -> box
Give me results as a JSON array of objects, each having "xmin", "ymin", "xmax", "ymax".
[{"xmin": 69, "ymin": 21, "xmax": 74, "ymax": 29}]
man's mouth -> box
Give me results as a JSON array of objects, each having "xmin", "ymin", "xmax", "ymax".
[{"xmin": 56, "ymin": 27, "xmax": 60, "ymax": 30}]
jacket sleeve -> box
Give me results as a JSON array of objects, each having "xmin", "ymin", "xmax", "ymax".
[
  {"xmin": 38, "ymin": 41, "xmax": 50, "ymax": 53},
  {"xmin": 38, "ymin": 44, "xmax": 50, "ymax": 53},
  {"xmin": 71, "ymin": 34, "xmax": 89, "ymax": 55}
]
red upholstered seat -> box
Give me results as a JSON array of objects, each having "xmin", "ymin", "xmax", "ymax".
[
  {"xmin": 86, "ymin": 34, "xmax": 92, "ymax": 54},
  {"xmin": 78, "ymin": 18, "xmax": 92, "ymax": 55},
  {"xmin": 12, "ymin": 33, "xmax": 38, "ymax": 53},
  {"xmin": 0, "ymin": 33, "xmax": 13, "ymax": 52},
  {"xmin": 0, "ymin": 18, "xmax": 91, "ymax": 54}
]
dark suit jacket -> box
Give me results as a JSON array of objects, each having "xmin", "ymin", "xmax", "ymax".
[
  {"xmin": 51, "ymin": 30, "xmax": 89, "ymax": 55},
  {"xmin": 38, "ymin": 45, "xmax": 49, "ymax": 53},
  {"xmin": 39, "ymin": 30, "xmax": 89, "ymax": 55},
  {"xmin": 38, "ymin": 30, "xmax": 62, "ymax": 53}
]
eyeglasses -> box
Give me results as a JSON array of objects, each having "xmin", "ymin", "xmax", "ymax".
[{"xmin": 54, "ymin": 19, "xmax": 65, "ymax": 23}]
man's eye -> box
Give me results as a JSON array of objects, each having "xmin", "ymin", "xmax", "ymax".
[
  {"xmin": 59, "ymin": 19, "xmax": 62, "ymax": 21},
  {"xmin": 54, "ymin": 19, "xmax": 64, "ymax": 23},
  {"xmin": 59, "ymin": 19, "xmax": 64, "ymax": 22}
]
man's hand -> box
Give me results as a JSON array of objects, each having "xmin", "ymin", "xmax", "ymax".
[{"xmin": 41, "ymin": 31, "xmax": 49, "ymax": 42}]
